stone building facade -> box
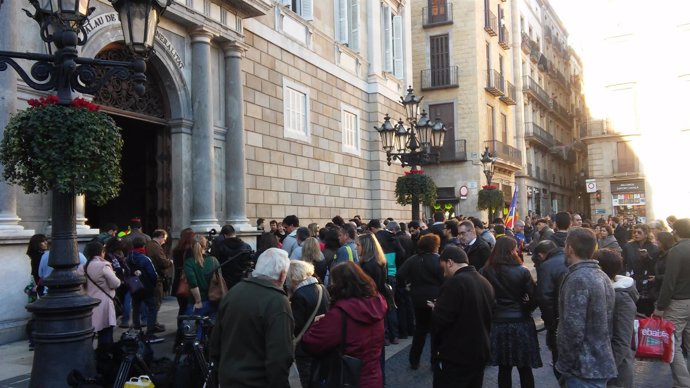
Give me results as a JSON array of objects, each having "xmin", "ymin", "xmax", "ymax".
[{"xmin": 0, "ymin": 0, "xmax": 415, "ymax": 342}]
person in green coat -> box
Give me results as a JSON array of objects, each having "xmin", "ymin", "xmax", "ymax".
[
  {"xmin": 209, "ymin": 248, "xmax": 294, "ymax": 388},
  {"xmin": 183, "ymin": 234, "xmax": 220, "ymax": 317}
]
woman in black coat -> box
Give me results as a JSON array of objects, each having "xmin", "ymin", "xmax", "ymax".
[
  {"xmin": 480, "ymin": 236, "xmax": 542, "ymax": 388},
  {"xmin": 398, "ymin": 233, "xmax": 444, "ymax": 370},
  {"xmin": 288, "ymin": 260, "xmax": 329, "ymax": 388}
]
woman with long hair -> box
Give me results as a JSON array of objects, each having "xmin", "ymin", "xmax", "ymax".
[
  {"xmin": 302, "ymin": 262, "xmax": 387, "ymax": 388},
  {"xmin": 287, "ymin": 260, "xmax": 330, "ymax": 388},
  {"xmin": 80, "ymin": 241, "xmax": 121, "ymax": 348},
  {"xmin": 183, "ymin": 234, "xmax": 222, "ymax": 317},
  {"xmin": 598, "ymin": 224, "xmax": 622, "ymax": 252},
  {"xmin": 172, "ymin": 228, "xmax": 196, "ymax": 316},
  {"xmin": 301, "ymin": 236, "xmax": 327, "ymax": 281},
  {"xmin": 622, "ymin": 223, "xmax": 659, "ymax": 315},
  {"xmin": 480, "ymin": 236, "xmax": 542, "ymax": 388},
  {"xmin": 27, "ymin": 234, "xmax": 48, "ymax": 286},
  {"xmin": 397, "ymin": 233, "xmax": 444, "ymax": 370}
]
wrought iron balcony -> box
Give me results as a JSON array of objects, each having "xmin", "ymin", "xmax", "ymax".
[
  {"xmin": 423, "ymin": 2, "xmax": 453, "ymax": 27},
  {"xmin": 485, "ymin": 69, "xmax": 505, "ymax": 96},
  {"xmin": 499, "ymin": 26, "xmax": 510, "ymax": 50},
  {"xmin": 521, "ymin": 32, "xmax": 531, "ymax": 54},
  {"xmin": 439, "ymin": 139, "xmax": 467, "ymax": 162},
  {"xmin": 500, "ymin": 80, "xmax": 517, "ymax": 105},
  {"xmin": 550, "ymin": 100, "xmax": 572, "ymax": 124},
  {"xmin": 484, "ymin": 10, "xmax": 498, "ymax": 36},
  {"xmin": 525, "ymin": 122, "xmax": 554, "ymax": 148},
  {"xmin": 522, "ymin": 75, "xmax": 551, "ymax": 108},
  {"xmin": 421, "ymin": 66, "xmax": 459, "ymax": 90},
  {"xmin": 484, "ymin": 140, "xmax": 522, "ymax": 166}
]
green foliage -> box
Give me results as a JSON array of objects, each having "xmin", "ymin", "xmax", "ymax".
[
  {"xmin": 477, "ymin": 188, "xmax": 504, "ymax": 213},
  {"xmin": 0, "ymin": 102, "xmax": 123, "ymax": 205},
  {"xmin": 395, "ymin": 173, "xmax": 437, "ymax": 207}
]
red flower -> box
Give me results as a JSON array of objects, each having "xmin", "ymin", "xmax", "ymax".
[
  {"xmin": 482, "ymin": 184, "xmax": 498, "ymax": 190},
  {"xmin": 403, "ymin": 169, "xmax": 425, "ymax": 176}
]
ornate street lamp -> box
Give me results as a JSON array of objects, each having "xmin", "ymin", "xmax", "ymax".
[
  {"xmin": 375, "ymin": 86, "xmax": 447, "ymax": 221},
  {"xmin": 481, "ymin": 146, "xmax": 496, "ymax": 186},
  {"xmin": 0, "ymin": 0, "xmax": 169, "ymax": 386}
]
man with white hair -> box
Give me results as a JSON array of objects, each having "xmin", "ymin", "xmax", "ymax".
[{"xmin": 210, "ymin": 248, "xmax": 294, "ymax": 387}]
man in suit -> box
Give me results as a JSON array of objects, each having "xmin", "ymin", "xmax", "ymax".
[{"xmin": 458, "ymin": 220, "xmax": 491, "ymax": 270}]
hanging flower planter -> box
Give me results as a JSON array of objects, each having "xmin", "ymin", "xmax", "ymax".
[
  {"xmin": 477, "ymin": 186, "xmax": 504, "ymax": 214},
  {"xmin": 0, "ymin": 96, "xmax": 124, "ymax": 205},
  {"xmin": 394, "ymin": 171, "xmax": 437, "ymax": 207}
]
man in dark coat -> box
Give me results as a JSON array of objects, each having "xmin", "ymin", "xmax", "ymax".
[
  {"xmin": 209, "ymin": 248, "xmax": 294, "ymax": 388},
  {"xmin": 431, "ymin": 245, "xmax": 494, "ymax": 388},
  {"xmin": 548, "ymin": 212, "xmax": 571, "ymax": 248},
  {"xmin": 458, "ymin": 220, "xmax": 491, "ymax": 270},
  {"xmin": 210, "ymin": 224, "xmax": 253, "ymax": 289}
]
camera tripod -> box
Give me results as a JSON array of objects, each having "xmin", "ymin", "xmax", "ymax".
[
  {"xmin": 171, "ymin": 315, "xmax": 215, "ymax": 388},
  {"xmin": 112, "ymin": 330, "xmax": 153, "ymax": 388}
]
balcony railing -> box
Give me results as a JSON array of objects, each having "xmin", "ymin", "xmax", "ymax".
[
  {"xmin": 439, "ymin": 139, "xmax": 467, "ymax": 162},
  {"xmin": 500, "ymin": 80, "xmax": 517, "ymax": 105},
  {"xmin": 484, "ymin": 10, "xmax": 498, "ymax": 36},
  {"xmin": 421, "ymin": 66, "xmax": 459, "ymax": 90},
  {"xmin": 485, "ymin": 69, "xmax": 504, "ymax": 96},
  {"xmin": 522, "ymin": 75, "xmax": 551, "ymax": 108},
  {"xmin": 551, "ymin": 100, "xmax": 572, "ymax": 124},
  {"xmin": 484, "ymin": 140, "xmax": 522, "ymax": 165},
  {"xmin": 498, "ymin": 26, "xmax": 510, "ymax": 49},
  {"xmin": 525, "ymin": 122, "xmax": 554, "ymax": 148},
  {"xmin": 423, "ymin": 2, "xmax": 453, "ymax": 27}
]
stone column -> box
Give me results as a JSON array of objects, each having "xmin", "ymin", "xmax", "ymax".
[
  {"xmin": 0, "ymin": 0, "xmax": 32, "ymax": 234},
  {"xmin": 75, "ymin": 195, "xmax": 99, "ymax": 235},
  {"xmin": 223, "ymin": 41, "xmax": 253, "ymax": 231},
  {"xmin": 189, "ymin": 28, "xmax": 219, "ymax": 232}
]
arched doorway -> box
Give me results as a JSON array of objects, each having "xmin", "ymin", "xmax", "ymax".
[{"xmin": 85, "ymin": 44, "xmax": 172, "ymax": 235}]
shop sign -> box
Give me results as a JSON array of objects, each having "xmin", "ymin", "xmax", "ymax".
[
  {"xmin": 612, "ymin": 193, "xmax": 646, "ymax": 206},
  {"xmin": 610, "ymin": 179, "xmax": 645, "ymax": 194},
  {"xmin": 595, "ymin": 208, "xmax": 606, "ymax": 214}
]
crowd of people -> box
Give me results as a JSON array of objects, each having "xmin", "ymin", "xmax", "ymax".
[{"xmin": 24, "ymin": 211, "xmax": 690, "ymax": 388}]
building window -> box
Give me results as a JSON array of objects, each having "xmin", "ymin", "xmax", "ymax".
[
  {"xmin": 428, "ymin": 0, "xmax": 448, "ymax": 24},
  {"xmin": 429, "ymin": 102, "xmax": 458, "ymax": 161},
  {"xmin": 335, "ymin": 0, "xmax": 360, "ymax": 52},
  {"xmin": 429, "ymin": 34, "xmax": 450, "ymax": 87},
  {"xmin": 341, "ymin": 104, "xmax": 360, "ymax": 155},
  {"xmin": 382, "ymin": 4, "xmax": 404, "ymax": 79},
  {"xmin": 486, "ymin": 104, "xmax": 495, "ymax": 140},
  {"xmin": 500, "ymin": 113, "xmax": 508, "ymax": 143},
  {"xmin": 283, "ymin": 78, "xmax": 310, "ymax": 142},
  {"xmin": 616, "ymin": 141, "xmax": 639, "ymax": 173},
  {"xmin": 284, "ymin": 0, "xmax": 313, "ymax": 20}
]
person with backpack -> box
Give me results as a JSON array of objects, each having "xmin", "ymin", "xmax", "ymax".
[{"xmin": 127, "ymin": 236, "xmax": 162, "ymax": 343}]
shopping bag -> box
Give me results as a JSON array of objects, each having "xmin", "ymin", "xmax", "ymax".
[{"xmin": 634, "ymin": 316, "xmax": 675, "ymax": 363}]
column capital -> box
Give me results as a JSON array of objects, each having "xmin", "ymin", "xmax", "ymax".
[
  {"xmin": 189, "ymin": 27, "xmax": 216, "ymax": 43},
  {"xmin": 222, "ymin": 40, "xmax": 250, "ymax": 58}
]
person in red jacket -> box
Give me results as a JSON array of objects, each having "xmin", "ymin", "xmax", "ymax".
[{"xmin": 302, "ymin": 261, "xmax": 387, "ymax": 388}]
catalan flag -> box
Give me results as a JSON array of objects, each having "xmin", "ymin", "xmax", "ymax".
[{"xmin": 505, "ymin": 186, "xmax": 518, "ymax": 230}]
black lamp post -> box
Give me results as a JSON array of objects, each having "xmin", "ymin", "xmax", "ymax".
[
  {"xmin": 375, "ymin": 86, "xmax": 447, "ymax": 221},
  {"xmin": 480, "ymin": 146, "xmax": 497, "ymax": 220},
  {"xmin": 0, "ymin": 1, "xmax": 169, "ymax": 386}
]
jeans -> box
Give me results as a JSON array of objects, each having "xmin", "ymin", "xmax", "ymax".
[
  {"xmin": 545, "ymin": 323, "xmax": 561, "ymax": 380},
  {"xmin": 561, "ymin": 375, "xmax": 608, "ymax": 388},
  {"xmin": 664, "ymin": 299, "xmax": 690, "ymax": 388},
  {"xmin": 184, "ymin": 300, "xmax": 216, "ymax": 340},
  {"xmin": 410, "ymin": 306, "xmax": 432, "ymax": 366},
  {"xmin": 121, "ymin": 290, "xmax": 131, "ymax": 323},
  {"xmin": 433, "ymin": 361, "xmax": 484, "ymax": 388},
  {"xmin": 132, "ymin": 293, "xmax": 158, "ymax": 334}
]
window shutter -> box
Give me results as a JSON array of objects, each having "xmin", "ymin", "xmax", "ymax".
[
  {"xmin": 393, "ymin": 15, "xmax": 403, "ymax": 79},
  {"xmin": 350, "ymin": 0, "xmax": 360, "ymax": 52},
  {"xmin": 302, "ymin": 0, "xmax": 313, "ymax": 20},
  {"xmin": 383, "ymin": 5, "xmax": 393, "ymax": 72},
  {"xmin": 337, "ymin": 0, "xmax": 349, "ymax": 44}
]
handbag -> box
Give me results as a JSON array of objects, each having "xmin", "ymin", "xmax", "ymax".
[
  {"xmin": 207, "ymin": 260, "xmax": 228, "ymax": 302},
  {"xmin": 175, "ymin": 270, "xmax": 190, "ymax": 298},
  {"xmin": 310, "ymin": 309, "xmax": 362, "ymax": 388},
  {"xmin": 634, "ymin": 316, "xmax": 675, "ymax": 363},
  {"xmin": 85, "ymin": 263, "xmax": 124, "ymax": 317},
  {"xmin": 293, "ymin": 284, "xmax": 323, "ymax": 348},
  {"xmin": 125, "ymin": 274, "xmax": 144, "ymax": 295}
]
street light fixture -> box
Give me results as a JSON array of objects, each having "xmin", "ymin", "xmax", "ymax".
[
  {"xmin": 480, "ymin": 146, "xmax": 496, "ymax": 186},
  {"xmin": 375, "ymin": 86, "xmax": 447, "ymax": 221},
  {"xmin": 0, "ymin": 0, "xmax": 169, "ymax": 386}
]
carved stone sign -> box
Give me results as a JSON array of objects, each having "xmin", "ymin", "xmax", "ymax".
[{"xmin": 83, "ymin": 12, "xmax": 184, "ymax": 69}]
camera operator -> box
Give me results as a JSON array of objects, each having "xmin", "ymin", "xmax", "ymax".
[{"xmin": 210, "ymin": 224, "xmax": 253, "ymax": 289}]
